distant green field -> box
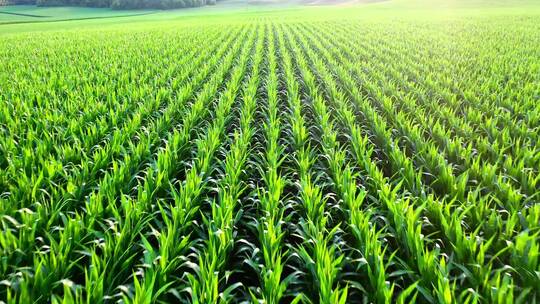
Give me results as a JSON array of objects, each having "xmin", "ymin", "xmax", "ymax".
[
  {"xmin": 0, "ymin": 5, "xmax": 155, "ymax": 24},
  {"xmin": 2, "ymin": 0, "xmax": 540, "ymax": 30},
  {"xmin": 1, "ymin": 0, "xmax": 540, "ymax": 303}
]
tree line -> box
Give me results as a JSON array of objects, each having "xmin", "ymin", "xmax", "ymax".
[{"xmin": 8, "ymin": 0, "xmax": 216, "ymax": 9}]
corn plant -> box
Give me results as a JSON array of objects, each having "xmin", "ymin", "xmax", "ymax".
[{"xmin": 1, "ymin": 6, "xmax": 539, "ymax": 304}]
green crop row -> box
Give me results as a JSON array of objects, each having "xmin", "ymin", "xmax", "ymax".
[{"xmin": 0, "ymin": 11, "xmax": 538, "ymax": 304}]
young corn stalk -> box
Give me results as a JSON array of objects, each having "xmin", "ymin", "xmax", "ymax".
[
  {"xmin": 0, "ymin": 26, "xmax": 242, "ymax": 289},
  {"xmin": 292, "ymin": 22, "xmax": 524, "ymax": 302},
  {"xmin": 126, "ymin": 27, "xmax": 257, "ymax": 304},
  {"xmin": 77, "ymin": 27, "xmax": 252, "ymax": 303},
  {"xmin": 3, "ymin": 27, "xmax": 251, "ymax": 302},
  {"xmin": 0, "ymin": 27, "xmax": 221, "ymax": 218},
  {"xmin": 187, "ymin": 24, "xmax": 263, "ymax": 304},
  {"xmin": 310, "ymin": 24, "xmax": 533, "ymax": 231},
  {"xmin": 276, "ymin": 24, "xmax": 347, "ymax": 304},
  {"xmin": 0, "ymin": 27, "xmax": 229, "ymax": 220},
  {"xmin": 247, "ymin": 22, "xmax": 293, "ymax": 304},
  {"xmin": 287, "ymin": 23, "xmax": 457, "ymax": 303},
  {"xmin": 283, "ymin": 25, "xmax": 413, "ymax": 304},
  {"xmin": 299, "ymin": 23, "xmax": 534, "ymax": 300}
]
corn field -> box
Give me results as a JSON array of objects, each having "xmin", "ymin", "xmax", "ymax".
[{"xmin": 0, "ymin": 13, "xmax": 539, "ymax": 304}]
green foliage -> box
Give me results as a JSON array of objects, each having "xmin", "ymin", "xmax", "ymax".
[{"xmin": 1, "ymin": 2, "xmax": 539, "ymax": 303}]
